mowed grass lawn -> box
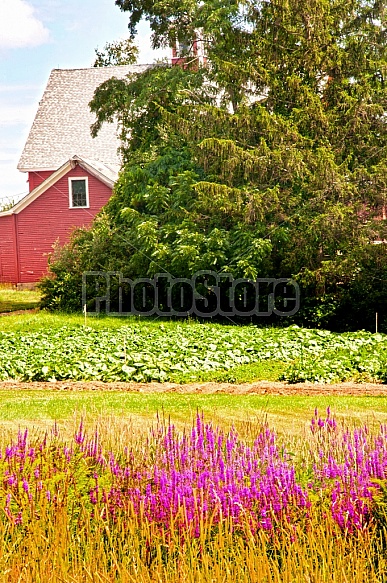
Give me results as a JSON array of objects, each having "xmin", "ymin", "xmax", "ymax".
[
  {"xmin": 0, "ymin": 389, "xmax": 386, "ymax": 438},
  {"xmin": 0, "ymin": 285, "xmax": 40, "ymax": 313}
]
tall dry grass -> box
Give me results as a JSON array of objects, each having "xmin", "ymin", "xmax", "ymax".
[
  {"xmin": 0, "ymin": 509, "xmax": 385, "ymax": 582},
  {"xmin": 0, "ymin": 412, "xmax": 385, "ymax": 582}
]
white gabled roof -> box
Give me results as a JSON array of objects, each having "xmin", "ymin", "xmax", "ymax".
[
  {"xmin": 78, "ymin": 157, "xmax": 120, "ymax": 185},
  {"xmin": 0, "ymin": 156, "xmax": 118, "ymax": 216},
  {"xmin": 18, "ymin": 65, "xmax": 151, "ymax": 173}
]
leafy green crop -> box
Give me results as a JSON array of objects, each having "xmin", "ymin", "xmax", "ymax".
[{"xmin": 0, "ymin": 322, "xmax": 386, "ymax": 383}]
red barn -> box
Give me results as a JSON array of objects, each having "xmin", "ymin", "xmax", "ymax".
[
  {"xmin": 0, "ymin": 64, "xmax": 149, "ymax": 286},
  {"xmin": 171, "ymin": 37, "xmax": 208, "ymax": 68}
]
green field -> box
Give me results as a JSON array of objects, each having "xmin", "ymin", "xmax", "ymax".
[
  {"xmin": 0, "ymin": 389, "xmax": 385, "ymax": 438},
  {"xmin": 0, "ymin": 309, "xmax": 386, "ymax": 434},
  {"xmin": 0, "ymin": 309, "xmax": 386, "ymax": 436},
  {"xmin": 0, "ymin": 286, "xmax": 40, "ymax": 313},
  {"xmin": 0, "ymin": 311, "xmax": 387, "ymax": 383}
]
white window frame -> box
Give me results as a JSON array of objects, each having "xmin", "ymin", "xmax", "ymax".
[{"xmin": 68, "ymin": 176, "xmax": 89, "ymax": 209}]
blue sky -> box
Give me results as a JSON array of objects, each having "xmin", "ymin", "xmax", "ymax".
[{"xmin": 0, "ymin": 0, "xmax": 167, "ymax": 205}]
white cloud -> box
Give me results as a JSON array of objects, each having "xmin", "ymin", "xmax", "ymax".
[{"xmin": 0, "ymin": 0, "xmax": 50, "ymax": 49}]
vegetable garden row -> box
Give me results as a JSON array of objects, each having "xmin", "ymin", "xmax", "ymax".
[{"xmin": 1, "ymin": 322, "xmax": 387, "ymax": 383}]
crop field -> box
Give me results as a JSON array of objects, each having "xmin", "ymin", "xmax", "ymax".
[{"xmin": 1, "ymin": 311, "xmax": 387, "ymax": 384}]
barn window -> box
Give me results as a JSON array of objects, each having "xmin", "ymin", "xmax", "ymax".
[
  {"xmin": 69, "ymin": 177, "xmax": 89, "ymax": 208},
  {"xmin": 177, "ymin": 40, "xmax": 192, "ymax": 56}
]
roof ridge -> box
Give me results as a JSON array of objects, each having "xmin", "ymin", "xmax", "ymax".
[
  {"xmin": 18, "ymin": 65, "xmax": 152, "ymax": 172},
  {"xmin": 50, "ymin": 64, "xmax": 154, "ymax": 71}
]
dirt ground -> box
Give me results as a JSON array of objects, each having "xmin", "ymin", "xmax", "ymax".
[
  {"xmin": 0, "ymin": 379, "xmax": 386, "ymax": 396},
  {"xmin": 0, "ymin": 309, "xmax": 39, "ymax": 317}
]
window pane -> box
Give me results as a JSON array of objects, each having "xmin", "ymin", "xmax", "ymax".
[
  {"xmin": 178, "ymin": 40, "xmax": 191, "ymax": 55},
  {"xmin": 71, "ymin": 180, "xmax": 87, "ymax": 207}
]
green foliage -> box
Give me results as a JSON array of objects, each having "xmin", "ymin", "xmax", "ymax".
[
  {"xmin": 42, "ymin": 0, "xmax": 387, "ymax": 330},
  {"xmin": 0, "ymin": 199, "xmax": 15, "ymax": 212},
  {"xmin": 0, "ymin": 322, "xmax": 286, "ymax": 382},
  {"xmin": 174, "ymin": 359, "xmax": 286, "ymax": 383},
  {"xmin": 0, "ymin": 320, "xmax": 387, "ymax": 384},
  {"xmin": 93, "ymin": 37, "xmax": 139, "ymax": 66}
]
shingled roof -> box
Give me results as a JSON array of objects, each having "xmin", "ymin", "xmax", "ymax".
[{"xmin": 17, "ymin": 65, "xmax": 151, "ymax": 173}]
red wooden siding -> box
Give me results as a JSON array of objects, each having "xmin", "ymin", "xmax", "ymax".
[
  {"xmin": 0, "ymin": 165, "xmax": 113, "ymax": 284},
  {"xmin": 28, "ymin": 171, "xmax": 53, "ymax": 192},
  {"xmin": 0, "ymin": 215, "xmax": 18, "ymax": 284}
]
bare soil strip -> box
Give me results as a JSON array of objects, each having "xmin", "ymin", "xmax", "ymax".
[
  {"xmin": 0, "ymin": 309, "xmax": 39, "ymax": 317},
  {"xmin": 0, "ymin": 380, "xmax": 386, "ymax": 396}
]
